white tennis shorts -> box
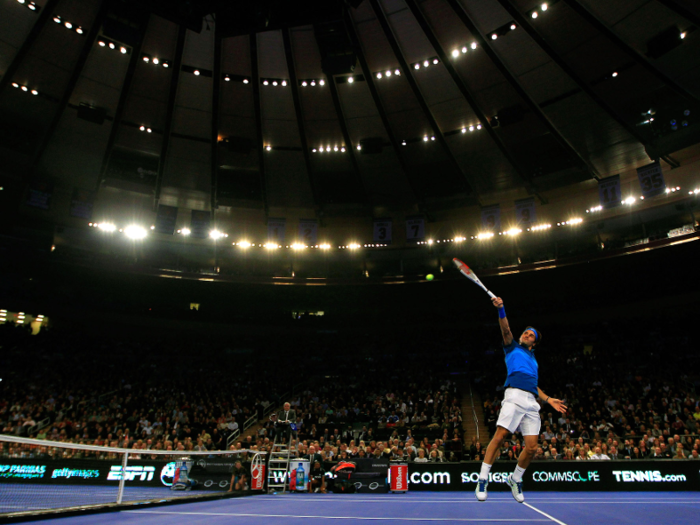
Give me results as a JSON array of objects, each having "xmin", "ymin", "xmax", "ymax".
[{"xmin": 496, "ymin": 388, "xmax": 541, "ymax": 436}]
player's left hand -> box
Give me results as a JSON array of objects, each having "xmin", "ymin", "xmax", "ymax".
[{"xmin": 548, "ymin": 398, "xmax": 568, "ymax": 414}]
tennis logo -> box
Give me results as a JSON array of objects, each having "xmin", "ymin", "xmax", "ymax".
[{"xmin": 612, "ymin": 470, "xmax": 687, "ymax": 483}]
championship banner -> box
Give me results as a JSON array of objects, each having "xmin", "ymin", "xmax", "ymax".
[
  {"xmin": 514, "ymin": 197, "xmax": 536, "ymax": 227},
  {"xmin": 373, "ymin": 218, "xmax": 392, "ymax": 244},
  {"xmin": 268, "ymin": 218, "xmax": 286, "ymax": 245},
  {"xmin": 636, "ymin": 161, "xmax": 666, "ymax": 199},
  {"xmin": 26, "ymin": 181, "xmax": 53, "ymax": 210},
  {"xmin": 105, "ymin": 147, "xmax": 158, "ymax": 188},
  {"xmin": 190, "ymin": 210, "xmax": 211, "ymax": 239},
  {"xmin": 70, "ymin": 188, "xmax": 95, "ymax": 219},
  {"xmin": 598, "ymin": 175, "xmax": 621, "ymax": 209},
  {"xmin": 405, "ymin": 216, "xmax": 425, "ymax": 242},
  {"xmin": 154, "ymin": 205, "xmax": 178, "ymax": 235},
  {"xmin": 481, "ymin": 205, "xmax": 501, "ymax": 231},
  {"xmin": 299, "ymin": 219, "xmax": 318, "ymax": 246}
]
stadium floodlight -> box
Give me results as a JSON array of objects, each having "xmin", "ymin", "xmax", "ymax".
[
  {"xmin": 291, "ymin": 243, "xmax": 306, "ymax": 250},
  {"xmin": 238, "ymin": 241, "xmax": 251, "ymax": 248},
  {"xmin": 264, "ymin": 243, "xmax": 279, "ymax": 250},
  {"xmin": 319, "ymin": 243, "xmax": 331, "ymax": 250},
  {"xmin": 209, "ymin": 230, "xmax": 224, "ymax": 240},
  {"xmin": 124, "ymin": 225, "xmax": 147, "ymax": 239},
  {"xmin": 97, "ymin": 223, "xmax": 116, "ymax": 232}
]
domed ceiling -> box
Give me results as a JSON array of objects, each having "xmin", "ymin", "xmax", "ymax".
[{"xmin": 1, "ymin": 0, "xmax": 699, "ymax": 236}]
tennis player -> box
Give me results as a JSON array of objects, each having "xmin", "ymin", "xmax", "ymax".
[{"xmin": 475, "ymin": 296, "xmax": 567, "ymax": 503}]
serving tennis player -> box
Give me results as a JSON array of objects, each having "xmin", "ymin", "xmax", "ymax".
[{"xmin": 475, "ymin": 296, "xmax": 567, "ymax": 503}]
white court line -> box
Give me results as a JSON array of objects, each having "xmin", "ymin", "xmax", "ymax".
[
  {"xmin": 523, "ymin": 503, "xmax": 568, "ymax": 525},
  {"xmin": 255, "ymin": 497, "xmax": 700, "ymax": 504},
  {"xmin": 124, "ymin": 510, "xmax": 549, "ymax": 522}
]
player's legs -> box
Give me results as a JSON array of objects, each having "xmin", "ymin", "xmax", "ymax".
[
  {"xmin": 484, "ymin": 426, "xmax": 510, "ymax": 465},
  {"xmin": 507, "ymin": 407, "xmax": 541, "ymax": 503}
]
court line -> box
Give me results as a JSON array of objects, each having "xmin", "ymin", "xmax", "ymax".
[
  {"xmin": 125, "ymin": 510, "xmax": 549, "ymax": 522},
  {"xmin": 523, "ymin": 503, "xmax": 568, "ymax": 525}
]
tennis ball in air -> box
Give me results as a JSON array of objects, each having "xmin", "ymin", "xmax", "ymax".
[{"xmin": 426, "ymin": 274, "xmax": 434, "ymax": 281}]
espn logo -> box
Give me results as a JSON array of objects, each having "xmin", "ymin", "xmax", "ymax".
[{"xmin": 108, "ymin": 466, "xmax": 156, "ymax": 482}]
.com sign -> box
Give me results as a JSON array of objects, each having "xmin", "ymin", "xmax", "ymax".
[{"xmin": 409, "ymin": 472, "xmax": 451, "ymax": 485}]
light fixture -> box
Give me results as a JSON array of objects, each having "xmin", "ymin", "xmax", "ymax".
[
  {"xmin": 120, "ymin": 47, "xmax": 127, "ymax": 54},
  {"xmin": 377, "ymin": 72, "xmax": 382, "ymax": 79},
  {"xmin": 612, "ymin": 71, "xmax": 618, "ymax": 77},
  {"xmin": 124, "ymin": 225, "xmax": 147, "ymax": 240},
  {"xmin": 385, "ymin": 70, "xmax": 391, "ymax": 77},
  {"xmin": 433, "ymin": 58, "xmax": 438, "ymax": 64},
  {"xmin": 531, "ymin": 11, "xmax": 538, "ymax": 19},
  {"xmin": 477, "ymin": 124, "xmax": 482, "ymax": 130},
  {"xmin": 21, "ymin": 86, "xmax": 28, "ymax": 92},
  {"xmin": 152, "ymin": 58, "xmax": 159, "ymax": 65},
  {"xmin": 180, "ymin": 228, "xmax": 191, "ymax": 236},
  {"xmin": 11, "ymin": 83, "xmax": 18, "ymax": 88},
  {"xmin": 414, "ymin": 64, "xmax": 420, "ymax": 70},
  {"xmin": 510, "ymin": 24, "xmax": 517, "ymax": 30},
  {"xmin": 301, "ymin": 81, "xmax": 307, "ymax": 86},
  {"xmin": 242, "ymin": 78, "xmax": 248, "ymax": 83},
  {"xmin": 98, "ymin": 40, "xmax": 106, "ymax": 47},
  {"xmin": 282, "ymin": 80, "xmax": 287, "ymax": 86},
  {"xmin": 461, "ymin": 127, "xmax": 466, "ymax": 133},
  {"xmin": 431, "ymin": 136, "xmax": 435, "ymax": 141},
  {"xmin": 147, "ymin": 128, "xmax": 152, "ymax": 133},
  {"xmin": 326, "ymin": 147, "xmax": 331, "ymax": 152},
  {"xmin": 312, "ymin": 148, "xmax": 317, "ymax": 152},
  {"xmin": 395, "ymin": 69, "xmax": 400, "ymax": 75},
  {"xmin": 423, "ymin": 136, "xmax": 428, "ymax": 142},
  {"xmin": 266, "ymin": 145, "xmax": 272, "ymax": 151},
  {"xmin": 272, "ymin": 80, "xmax": 278, "ymax": 86},
  {"xmin": 64, "ymin": 21, "xmax": 72, "ymax": 29},
  {"xmin": 224, "ymin": 75, "xmax": 230, "ymax": 81},
  {"xmin": 209, "ymin": 230, "xmax": 224, "ymax": 240},
  {"xmin": 347, "ymin": 76, "xmax": 354, "ymax": 83},
  {"xmin": 356, "ymin": 145, "xmax": 361, "ymax": 150},
  {"xmin": 541, "ymin": 3, "xmax": 548, "ymax": 11},
  {"xmin": 623, "ymin": 196, "xmax": 636, "ymax": 205},
  {"xmin": 97, "ymin": 223, "xmax": 116, "ymax": 232},
  {"xmin": 264, "ymin": 243, "xmax": 278, "ymax": 250},
  {"xmin": 348, "ymin": 243, "xmax": 360, "ymax": 250},
  {"xmin": 143, "ymin": 55, "xmax": 150, "ymax": 63},
  {"xmin": 491, "ymin": 33, "xmax": 498, "ymax": 40},
  {"xmin": 76, "ymin": 27, "xmax": 83, "ymax": 35},
  {"xmin": 471, "ymin": 42, "xmax": 477, "ymax": 50},
  {"xmin": 163, "ymin": 61, "xmax": 170, "ymax": 68},
  {"xmin": 292, "ymin": 243, "xmax": 305, "ymax": 250},
  {"xmin": 53, "ymin": 15, "xmax": 61, "ymax": 23},
  {"xmin": 109, "ymin": 42, "xmax": 116, "ymax": 49},
  {"xmin": 31, "ymin": 90, "xmax": 38, "ymax": 95},
  {"xmin": 469, "ymin": 125, "xmax": 475, "ymax": 132},
  {"xmin": 423, "ymin": 60, "xmax": 429, "ymax": 67},
  {"xmin": 263, "ymin": 79, "xmax": 268, "ymax": 85},
  {"xmin": 452, "ymin": 49, "xmax": 460, "ymax": 57},
  {"xmin": 319, "ymin": 79, "xmax": 324, "ymax": 85},
  {"xmin": 340, "ymin": 147, "xmax": 345, "ymax": 152},
  {"xmin": 28, "ymin": 2, "xmax": 37, "ymax": 9},
  {"xmin": 194, "ymin": 70, "xmax": 200, "ymax": 76},
  {"xmin": 140, "ymin": 125, "xmax": 145, "ymax": 131},
  {"xmin": 319, "ymin": 243, "xmax": 331, "ymax": 250},
  {"xmin": 310, "ymin": 80, "xmax": 316, "ymax": 86},
  {"xmin": 680, "ymin": 32, "xmax": 686, "ymax": 39},
  {"xmin": 333, "ymin": 146, "xmax": 338, "ymax": 151},
  {"xmin": 401, "ymin": 140, "xmax": 406, "ymax": 145},
  {"xmin": 238, "ymin": 241, "xmax": 251, "ymax": 248}
]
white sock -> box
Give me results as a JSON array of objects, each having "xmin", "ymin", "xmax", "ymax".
[
  {"xmin": 479, "ymin": 462, "xmax": 492, "ymax": 480},
  {"xmin": 512, "ymin": 465, "xmax": 526, "ymax": 483}
]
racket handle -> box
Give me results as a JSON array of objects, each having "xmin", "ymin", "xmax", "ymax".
[{"xmin": 487, "ymin": 291, "xmax": 496, "ymax": 299}]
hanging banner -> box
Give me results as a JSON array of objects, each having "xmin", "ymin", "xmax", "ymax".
[
  {"xmin": 514, "ymin": 197, "xmax": 536, "ymax": 227},
  {"xmin": 373, "ymin": 218, "xmax": 392, "ymax": 244},
  {"xmin": 70, "ymin": 188, "xmax": 95, "ymax": 219},
  {"xmin": 155, "ymin": 205, "xmax": 178, "ymax": 235},
  {"xmin": 481, "ymin": 205, "xmax": 501, "ymax": 231},
  {"xmin": 268, "ymin": 218, "xmax": 286, "ymax": 245},
  {"xmin": 299, "ymin": 219, "xmax": 318, "ymax": 246},
  {"xmin": 405, "ymin": 216, "xmax": 425, "ymax": 242},
  {"xmin": 636, "ymin": 161, "xmax": 666, "ymax": 199},
  {"xmin": 26, "ymin": 181, "xmax": 53, "ymax": 210},
  {"xmin": 598, "ymin": 175, "xmax": 621, "ymax": 209},
  {"xmin": 190, "ymin": 210, "xmax": 211, "ymax": 239}
]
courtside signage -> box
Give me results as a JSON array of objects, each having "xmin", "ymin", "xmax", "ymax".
[{"xmin": 612, "ymin": 470, "xmax": 687, "ymax": 483}]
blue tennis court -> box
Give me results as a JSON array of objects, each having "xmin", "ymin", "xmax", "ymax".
[{"xmin": 17, "ymin": 492, "xmax": 700, "ymax": 525}]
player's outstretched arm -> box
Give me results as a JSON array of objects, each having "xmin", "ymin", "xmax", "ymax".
[
  {"xmin": 537, "ymin": 387, "xmax": 568, "ymax": 414},
  {"xmin": 491, "ymin": 297, "xmax": 513, "ymax": 346}
]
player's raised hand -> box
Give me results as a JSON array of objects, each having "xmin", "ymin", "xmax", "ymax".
[
  {"xmin": 492, "ymin": 297, "xmax": 504, "ymax": 309},
  {"xmin": 548, "ymin": 398, "xmax": 568, "ymax": 414}
]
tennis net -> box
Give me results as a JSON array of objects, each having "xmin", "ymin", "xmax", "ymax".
[{"xmin": 0, "ymin": 435, "xmax": 266, "ymax": 519}]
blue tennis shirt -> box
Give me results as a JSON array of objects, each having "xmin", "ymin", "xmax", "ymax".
[{"xmin": 503, "ymin": 339, "xmax": 538, "ymax": 396}]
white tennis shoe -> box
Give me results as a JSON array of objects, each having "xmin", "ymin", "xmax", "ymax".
[
  {"xmin": 506, "ymin": 474, "xmax": 524, "ymax": 503},
  {"xmin": 475, "ymin": 478, "xmax": 488, "ymax": 501}
]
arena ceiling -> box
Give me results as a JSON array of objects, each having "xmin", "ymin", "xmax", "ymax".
[{"xmin": 1, "ymin": 0, "xmax": 699, "ymax": 223}]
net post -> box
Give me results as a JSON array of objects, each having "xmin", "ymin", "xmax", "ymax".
[{"xmin": 116, "ymin": 450, "xmax": 128, "ymax": 504}]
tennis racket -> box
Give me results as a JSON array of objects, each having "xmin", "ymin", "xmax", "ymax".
[{"xmin": 452, "ymin": 258, "xmax": 496, "ymax": 299}]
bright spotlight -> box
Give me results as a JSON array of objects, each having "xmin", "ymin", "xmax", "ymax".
[
  {"xmin": 347, "ymin": 76, "xmax": 354, "ymax": 83},
  {"xmin": 124, "ymin": 225, "xmax": 147, "ymax": 239},
  {"xmin": 180, "ymin": 228, "xmax": 191, "ymax": 236},
  {"xmin": 623, "ymin": 196, "xmax": 636, "ymax": 205},
  {"xmin": 319, "ymin": 243, "xmax": 331, "ymax": 250},
  {"xmin": 97, "ymin": 223, "xmax": 116, "ymax": 232},
  {"xmin": 291, "ymin": 243, "xmax": 306, "ymax": 250},
  {"xmin": 348, "ymin": 243, "xmax": 361, "ymax": 250},
  {"xmin": 209, "ymin": 230, "xmax": 224, "ymax": 240},
  {"xmin": 541, "ymin": 3, "xmax": 548, "ymax": 11},
  {"xmin": 264, "ymin": 243, "xmax": 279, "ymax": 250},
  {"xmin": 238, "ymin": 241, "xmax": 251, "ymax": 248}
]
